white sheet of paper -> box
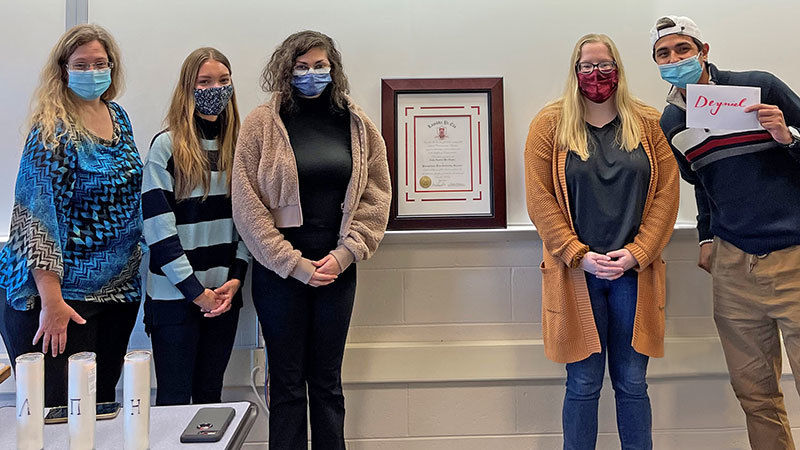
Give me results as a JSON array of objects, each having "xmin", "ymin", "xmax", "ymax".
[{"xmin": 686, "ymin": 84, "xmax": 762, "ymax": 131}]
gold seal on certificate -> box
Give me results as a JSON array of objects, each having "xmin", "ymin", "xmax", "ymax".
[{"xmin": 381, "ymin": 78, "xmax": 507, "ymax": 230}]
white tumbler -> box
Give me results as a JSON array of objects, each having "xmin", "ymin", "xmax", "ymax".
[
  {"xmin": 123, "ymin": 351, "xmax": 151, "ymax": 450},
  {"xmin": 15, "ymin": 352, "xmax": 44, "ymax": 450},
  {"xmin": 68, "ymin": 352, "xmax": 96, "ymax": 450}
]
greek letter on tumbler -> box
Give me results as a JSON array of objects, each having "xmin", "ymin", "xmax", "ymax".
[{"xmin": 68, "ymin": 352, "xmax": 96, "ymax": 450}]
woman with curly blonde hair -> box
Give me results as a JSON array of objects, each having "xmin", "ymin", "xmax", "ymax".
[
  {"xmin": 232, "ymin": 30, "xmax": 391, "ymax": 449},
  {"xmin": 0, "ymin": 24, "xmax": 143, "ymax": 408}
]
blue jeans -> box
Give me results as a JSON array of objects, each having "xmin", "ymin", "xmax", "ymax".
[{"xmin": 562, "ymin": 271, "xmax": 652, "ymax": 450}]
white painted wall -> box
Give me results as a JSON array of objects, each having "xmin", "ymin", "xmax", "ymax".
[
  {"xmin": 2, "ymin": 0, "xmax": 800, "ymax": 228},
  {"xmin": 2, "ymin": 1, "xmax": 800, "ymax": 229},
  {"xmin": 0, "ymin": 1, "xmax": 65, "ymax": 234},
  {"xmin": 84, "ymin": 0, "xmax": 800, "ymax": 228}
]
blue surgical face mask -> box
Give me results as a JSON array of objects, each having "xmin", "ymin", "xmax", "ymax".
[
  {"xmin": 658, "ymin": 53, "xmax": 704, "ymax": 89},
  {"xmin": 291, "ymin": 67, "xmax": 332, "ymax": 97},
  {"xmin": 67, "ymin": 68, "xmax": 112, "ymax": 100}
]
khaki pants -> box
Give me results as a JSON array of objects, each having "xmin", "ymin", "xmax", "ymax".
[{"xmin": 712, "ymin": 238, "xmax": 800, "ymax": 450}]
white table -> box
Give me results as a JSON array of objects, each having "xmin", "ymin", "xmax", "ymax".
[{"xmin": 0, "ymin": 401, "xmax": 258, "ymax": 449}]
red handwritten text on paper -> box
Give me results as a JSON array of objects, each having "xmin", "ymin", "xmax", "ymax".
[{"xmin": 694, "ymin": 95, "xmax": 748, "ymax": 116}]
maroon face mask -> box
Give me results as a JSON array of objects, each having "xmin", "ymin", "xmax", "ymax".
[{"xmin": 577, "ymin": 69, "xmax": 618, "ymax": 103}]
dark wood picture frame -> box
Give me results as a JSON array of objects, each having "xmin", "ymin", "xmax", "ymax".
[{"xmin": 381, "ymin": 77, "xmax": 506, "ymax": 230}]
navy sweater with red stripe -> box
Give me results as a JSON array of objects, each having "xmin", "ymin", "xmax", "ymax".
[{"xmin": 660, "ymin": 64, "xmax": 800, "ymax": 254}]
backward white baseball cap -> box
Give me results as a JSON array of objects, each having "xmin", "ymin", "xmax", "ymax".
[{"xmin": 650, "ymin": 15, "xmax": 704, "ymax": 50}]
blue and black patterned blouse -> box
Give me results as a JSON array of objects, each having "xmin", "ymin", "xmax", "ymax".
[{"xmin": 0, "ymin": 102, "xmax": 144, "ymax": 311}]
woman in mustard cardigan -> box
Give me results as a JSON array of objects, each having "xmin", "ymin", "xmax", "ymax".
[{"xmin": 524, "ymin": 34, "xmax": 679, "ymax": 449}]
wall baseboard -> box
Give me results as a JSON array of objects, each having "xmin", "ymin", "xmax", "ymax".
[{"xmin": 241, "ymin": 336, "xmax": 731, "ymax": 386}]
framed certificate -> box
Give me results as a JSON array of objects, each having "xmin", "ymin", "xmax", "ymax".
[{"xmin": 381, "ymin": 78, "xmax": 506, "ymax": 230}]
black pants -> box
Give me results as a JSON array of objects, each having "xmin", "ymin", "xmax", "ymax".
[
  {"xmin": 252, "ymin": 236, "xmax": 356, "ymax": 450},
  {"xmin": 0, "ymin": 293, "xmax": 140, "ymax": 407},
  {"xmin": 147, "ymin": 300, "xmax": 240, "ymax": 406}
]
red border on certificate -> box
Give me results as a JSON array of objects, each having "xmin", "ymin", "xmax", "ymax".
[{"xmin": 411, "ymin": 114, "xmax": 474, "ymax": 193}]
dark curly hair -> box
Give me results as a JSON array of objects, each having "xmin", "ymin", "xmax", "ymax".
[{"xmin": 261, "ymin": 30, "xmax": 350, "ymax": 113}]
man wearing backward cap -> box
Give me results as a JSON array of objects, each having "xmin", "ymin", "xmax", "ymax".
[{"xmin": 650, "ymin": 15, "xmax": 800, "ymax": 450}]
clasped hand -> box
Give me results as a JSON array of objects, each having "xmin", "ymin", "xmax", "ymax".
[
  {"xmin": 308, "ymin": 254, "xmax": 341, "ymax": 287},
  {"xmin": 580, "ymin": 249, "xmax": 638, "ymax": 280},
  {"xmin": 193, "ymin": 279, "xmax": 241, "ymax": 317}
]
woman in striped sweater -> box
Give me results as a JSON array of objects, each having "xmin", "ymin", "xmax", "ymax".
[
  {"xmin": 142, "ymin": 48, "xmax": 249, "ymax": 405},
  {"xmin": 524, "ymin": 34, "xmax": 679, "ymax": 449}
]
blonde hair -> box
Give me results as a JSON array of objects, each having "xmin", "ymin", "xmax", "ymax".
[
  {"xmin": 165, "ymin": 47, "xmax": 240, "ymax": 199},
  {"xmin": 28, "ymin": 24, "xmax": 125, "ymax": 148},
  {"xmin": 553, "ymin": 33, "xmax": 651, "ymax": 160}
]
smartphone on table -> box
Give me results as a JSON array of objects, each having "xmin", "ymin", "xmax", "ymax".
[
  {"xmin": 180, "ymin": 407, "xmax": 236, "ymax": 443},
  {"xmin": 44, "ymin": 401, "xmax": 121, "ymax": 424}
]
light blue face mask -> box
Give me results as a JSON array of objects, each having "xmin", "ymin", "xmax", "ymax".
[
  {"xmin": 658, "ymin": 53, "xmax": 704, "ymax": 89},
  {"xmin": 291, "ymin": 72, "xmax": 332, "ymax": 97},
  {"xmin": 67, "ymin": 68, "xmax": 112, "ymax": 100}
]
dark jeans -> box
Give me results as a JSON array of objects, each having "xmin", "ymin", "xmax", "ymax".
[
  {"xmin": 0, "ymin": 291, "xmax": 140, "ymax": 407},
  {"xmin": 563, "ymin": 271, "xmax": 652, "ymax": 450},
  {"xmin": 252, "ymin": 238, "xmax": 356, "ymax": 450},
  {"xmin": 147, "ymin": 300, "xmax": 241, "ymax": 406}
]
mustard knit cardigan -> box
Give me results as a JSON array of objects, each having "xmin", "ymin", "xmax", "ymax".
[{"xmin": 524, "ymin": 105, "xmax": 680, "ymax": 364}]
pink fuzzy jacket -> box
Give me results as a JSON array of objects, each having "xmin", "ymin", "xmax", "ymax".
[{"xmin": 232, "ymin": 93, "xmax": 391, "ymax": 284}]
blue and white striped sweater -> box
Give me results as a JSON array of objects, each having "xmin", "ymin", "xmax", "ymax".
[{"xmin": 142, "ymin": 131, "xmax": 249, "ymax": 302}]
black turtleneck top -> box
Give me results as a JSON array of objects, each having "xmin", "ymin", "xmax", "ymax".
[{"xmin": 280, "ymin": 87, "xmax": 352, "ymax": 239}]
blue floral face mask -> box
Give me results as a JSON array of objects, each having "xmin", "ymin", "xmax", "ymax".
[
  {"xmin": 194, "ymin": 84, "xmax": 234, "ymax": 116},
  {"xmin": 291, "ymin": 67, "xmax": 332, "ymax": 97},
  {"xmin": 658, "ymin": 53, "xmax": 704, "ymax": 89},
  {"xmin": 68, "ymin": 68, "xmax": 112, "ymax": 100}
]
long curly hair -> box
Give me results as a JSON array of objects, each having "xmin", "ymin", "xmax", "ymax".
[
  {"xmin": 28, "ymin": 24, "xmax": 125, "ymax": 149},
  {"xmin": 165, "ymin": 48, "xmax": 240, "ymax": 199},
  {"xmin": 261, "ymin": 30, "xmax": 350, "ymax": 113}
]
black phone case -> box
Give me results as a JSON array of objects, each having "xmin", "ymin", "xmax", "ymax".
[{"xmin": 179, "ymin": 407, "xmax": 236, "ymax": 443}]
